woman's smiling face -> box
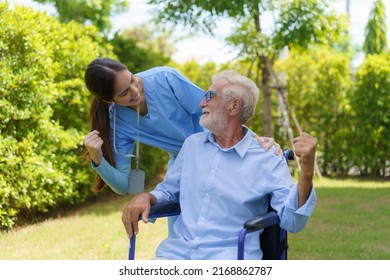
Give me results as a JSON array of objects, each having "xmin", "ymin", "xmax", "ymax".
[{"xmin": 112, "ymin": 70, "xmax": 142, "ymax": 107}]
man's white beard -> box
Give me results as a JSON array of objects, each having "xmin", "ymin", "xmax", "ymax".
[{"xmin": 200, "ymin": 107, "xmax": 228, "ymax": 131}]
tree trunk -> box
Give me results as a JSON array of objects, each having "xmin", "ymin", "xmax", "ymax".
[
  {"xmin": 253, "ymin": 5, "xmax": 273, "ymax": 137},
  {"xmin": 261, "ymin": 57, "xmax": 273, "ymax": 137}
]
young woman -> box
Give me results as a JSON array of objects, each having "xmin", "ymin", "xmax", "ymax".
[{"xmin": 83, "ymin": 58, "xmax": 280, "ymax": 233}]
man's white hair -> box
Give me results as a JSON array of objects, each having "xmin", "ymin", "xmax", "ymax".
[{"xmin": 212, "ymin": 70, "xmax": 259, "ymax": 123}]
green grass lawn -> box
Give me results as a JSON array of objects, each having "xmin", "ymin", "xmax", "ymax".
[
  {"xmin": 1, "ymin": 178, "xmax": 389, "ymax": 260},
  {"xmin": 289, "ymin": 179, "xmax": 390, "ymax": 259}
]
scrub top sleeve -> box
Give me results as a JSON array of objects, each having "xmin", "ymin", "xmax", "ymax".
[
  {"xmin": 92, "ymin": 158, "xmax": 129, "ymax": 195},
  {"xmin": 167, "ymin": 70, "xmax": 205, "ymax": 114}
]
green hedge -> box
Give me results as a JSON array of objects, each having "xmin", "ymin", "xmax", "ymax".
[
  {"xmin": 0, "ymin": 2, "xmax": 113, "ymax": 229},
  {"xmin": 348, "ymin": 53, "xmax": 390, "ymax": 176}
]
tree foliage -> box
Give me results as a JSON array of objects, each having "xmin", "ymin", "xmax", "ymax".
[
  {"xmin": 110, "ymin": 25, "xmax": 172, "ymax": 73},
  {"xmin": 363, "ymin": 0, "xmax": 388, "ymax": 55},
  {"xmin": 148, "ymin": 0, "xmax": 257, "ymax": 33},
  {"xmin": 32, "ymin": 0, "xmax": 129, "ymax": 34},
  {"xmin": 274, "ymin": 0, "xmax": 349, "ymax": 51},
  {"xmin": 120, "ymin": 24, "xmax": 175, "ymax": 58}
]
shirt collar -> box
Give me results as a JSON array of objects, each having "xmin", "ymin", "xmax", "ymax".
[{"xmin": 202, "ymin": 126, "xmax": 252, "ymax": 158}]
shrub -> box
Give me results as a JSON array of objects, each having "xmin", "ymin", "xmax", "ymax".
[
  {"xmin": 0, "ymin": 2, "xmax": 113, "ymax": 229},
  {"xmin": 348, "ymin": 53, "xmax": 390, "ymax": 176}
]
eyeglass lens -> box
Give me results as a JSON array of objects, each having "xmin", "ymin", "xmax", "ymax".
[{"xmin": 205, "ymin": 91, "xmax": 218, "ymax": 102}]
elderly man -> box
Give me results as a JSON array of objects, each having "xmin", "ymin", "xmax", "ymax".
[{"xmin": 122, "ymin": 70, "xmax": 317, "ymax": 260}]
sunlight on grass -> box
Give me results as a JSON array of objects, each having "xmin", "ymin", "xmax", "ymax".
[
  {"xmin": 313, "ymin": 177, "xmax": 390, "ymax": 189},
  {"xmin": 0, "ymin": 193, "xmax": 169, "ymax": 260}
]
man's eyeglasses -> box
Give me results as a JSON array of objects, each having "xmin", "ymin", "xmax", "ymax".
[{"xmin": 204, "ymin": 90, "xmax": 219, "ymax": 102}]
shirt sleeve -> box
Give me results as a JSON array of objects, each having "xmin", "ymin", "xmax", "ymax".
[
  {"xmin": 278, "ymin": 183, "xmax": 317, "ymax": 233},
  {"xmin": 265, "ymin": 155, "xmax": 317, "ymax": 233}
]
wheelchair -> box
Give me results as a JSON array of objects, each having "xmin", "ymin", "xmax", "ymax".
[{"xmin": 128, "ymin": 149, "xmax": 294, "ymax": 260}]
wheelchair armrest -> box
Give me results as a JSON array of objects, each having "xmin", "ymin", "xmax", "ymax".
[
  {"xmin": 244, "ymin": 211, "xmax": 280, "ymax": 232},
  {"xmin": 147, "ymin": 202, "xmax": 181, "ymax": 219}
]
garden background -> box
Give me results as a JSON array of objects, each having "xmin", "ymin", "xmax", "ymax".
[{"xmin": 0, "ymin": 0, "xmax": 389, "ymax": 259}]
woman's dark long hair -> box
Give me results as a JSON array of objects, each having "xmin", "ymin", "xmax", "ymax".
[{"xmin": 83, "ymin": 58, "xmax": 128, "ymax": 192}]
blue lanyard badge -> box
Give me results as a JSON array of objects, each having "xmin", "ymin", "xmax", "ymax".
[{"xmin": 113, "ymin": 104, "xmax": 145, "ymax": 194}]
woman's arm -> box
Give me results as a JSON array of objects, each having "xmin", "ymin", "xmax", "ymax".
[{"xmin": 92, "ymin": 159, "xmax": 129, "ymax": 195}]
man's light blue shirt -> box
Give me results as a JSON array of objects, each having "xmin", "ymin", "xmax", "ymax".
[
  {"xmin": 150, "ymin": 128, "xmax": 317, "ymax": 260},
  {"xmin": 92, "ymin": 67, "xmax": 205, "ymax": 194}
]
